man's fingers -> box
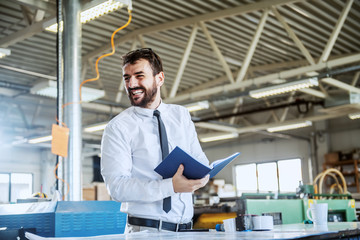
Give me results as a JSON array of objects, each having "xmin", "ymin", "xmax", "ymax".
[{"xmin": 191, "ymin": 175, "xmax": 210, "ymax": 191}]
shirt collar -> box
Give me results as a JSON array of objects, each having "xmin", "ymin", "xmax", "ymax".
[{"xmin": 133, "ymin": 100, "xmax": 167, "ymax": 117}]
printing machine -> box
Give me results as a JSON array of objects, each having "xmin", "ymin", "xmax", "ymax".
[{"xmin": 193, "ymin": 185, "xmax": 357, "ymax": 229}]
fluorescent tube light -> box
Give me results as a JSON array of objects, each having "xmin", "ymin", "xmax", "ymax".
[
  {"xmin": 30, "ymin": 80, "xmax": 105, "ymax": 102},
  {"xmin": 267, "ymin": 121, "xmax": 312, "ymax": 132},
  {"xmin": 45, "ymin": 0, "xmax": 127, "ymax": 32},
  {"xmin": 84, "ymin": 122, "xmax": 108, "ymax": 132},
  {"xmin": 200, "ymin": 132, "xmax": 239, "ymax": 143},
  {"xmin": 0, "ymin": 48, "xmax": 11, "ymax": 59},
  {"xmin": 28, "ymin": 135, "xmax": 53, "ymax": 144},
  {"xmin": 249, "ymin": 77, "xmax": 318, "ymax": 99},
  {"xmin": 348, "ymin": 113, "xmax": 360, "ymax": 120},
  {"xmin": 185, "ymin": 101, "xmax": 209, "ymax": 112},
  {"xmin": 45, "ymin": 21, "xmax": 63, "ymax": 33}
]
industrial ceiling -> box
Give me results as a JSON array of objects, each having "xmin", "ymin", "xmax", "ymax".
[{"xmin": 0, "ymin": 0, "xmax": 359, "ymax": 149}]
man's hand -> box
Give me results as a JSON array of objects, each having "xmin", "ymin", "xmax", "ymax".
[{"xmin": 172, "ymin": 164, "xmax": 210, "ymax": 193}]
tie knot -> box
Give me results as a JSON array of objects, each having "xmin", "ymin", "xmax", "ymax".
[{"xmin": 153, "ymin": 110, "xmax": 160, "ymax": 117}]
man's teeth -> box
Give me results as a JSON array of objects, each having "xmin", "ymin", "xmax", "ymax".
[{"xmin": 133, "ymin": 90, "xmax": 143, "ymax": 95}]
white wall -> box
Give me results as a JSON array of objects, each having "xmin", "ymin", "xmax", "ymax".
[
  {"xmin": 0, "ymin": 146, "xmax": 42, "ymax": 194},
  {"xmin": 330, "ymin": 129, "xmax": 360, "ymax": 151},
  {"xmin": 0, "ymin": 146, "xmax": 95, "ymax": 200}
]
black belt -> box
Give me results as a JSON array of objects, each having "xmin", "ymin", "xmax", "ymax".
[{"xmin": 128, "ymin": 216, "xmax": 192, "ymax": 232}]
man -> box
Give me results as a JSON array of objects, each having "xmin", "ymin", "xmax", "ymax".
[{"xmin": 101, "ymin": 48, "xmax": 209, "ymax": 233}]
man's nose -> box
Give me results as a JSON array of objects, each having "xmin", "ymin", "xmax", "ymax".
[{"xmin": 127, "ymin": 76, "xmax": 139, "ymax": 88}]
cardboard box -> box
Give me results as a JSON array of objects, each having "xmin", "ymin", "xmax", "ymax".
[
  {"xmin": 94, "ymin": 182, "xmax": 111, "ymax": 201},
  {"xmin": 82, "ymin": 185, "xmax": 96, "ymax": 201},
  {"xmin": 82, "ymin": 182, "xmax": 111, "ymax": 201},
  {"xmin": 324, "ymin": 152, "xmax": 339, "ymax": 164}
]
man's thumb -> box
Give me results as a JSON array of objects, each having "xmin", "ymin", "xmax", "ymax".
[{"xmin": 175, "ymin": 164, "xmax": 184, "ymax": 176}]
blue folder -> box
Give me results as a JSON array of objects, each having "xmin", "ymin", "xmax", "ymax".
[{"xmin": 154, "ymin": 146, "xmax": 240, "ymax": 179}]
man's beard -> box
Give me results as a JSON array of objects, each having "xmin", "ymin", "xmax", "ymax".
[{"xmin": 127, "ymin": 81, "xmax": 158, "ymax": 107}]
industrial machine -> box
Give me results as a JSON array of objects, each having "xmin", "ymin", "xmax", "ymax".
[{"xmin": 193, "ymin": 168, "xmax": 358, "ymax": 228}]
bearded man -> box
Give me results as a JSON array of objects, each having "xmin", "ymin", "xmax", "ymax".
[{"xmin": 101, "ymin": 48, "xmax": 209, "ymax": 233}]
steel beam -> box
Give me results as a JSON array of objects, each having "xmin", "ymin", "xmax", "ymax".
[
  {"xmin": 351, "ymin": 72, "xmax": 360, "ymax": 86},
  {"xmin": 322, "ymin": 77, "xmax": 360, "ymax": 94},
  {"xmin": 200, "ymin": 21, "xmax": 235, "ymax": 84},
  {"xmin": 235, "ymin": 9, "xmax": 269, "ymax": 83},
  {"xmin": 299, "ymin": 88, "xmax": 327, "ymax": 99},
  {"xmin": 169, "ymin": 24, "xmax": 198, "ymax": 98},
  {"xmin": 84, "ymin": 0, "xmax": 302, "ymax": 61},
  {"xmin": 0, "ymin": 15, "xmax": 55, "ymax": 47},
  {"xmin": 318, "ymin": 0, "xmax": 353, "ymax": 63},
  {"xmin": 13, "ymin": 0, "xmax": 56, "ymax": 14},
  {"xmin": 272, "ymin": 7, "xmax": 315, "ymax": 65},
  {"xmin": 165, "ymin": 53, "xmax": 360, "ymax": 103}
]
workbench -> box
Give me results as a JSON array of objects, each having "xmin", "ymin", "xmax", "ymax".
[{"xmin": 25, "ymin": 222, "xmax": 360, "ymax": 240}]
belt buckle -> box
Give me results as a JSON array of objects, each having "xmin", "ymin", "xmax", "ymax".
[
  {"xmin": 175, "ymin": 223, "xmax": 180, "ymax": 232},
  {"xmin": 158, "ymin": 219, "xmax": 163, "ymax": 232}
]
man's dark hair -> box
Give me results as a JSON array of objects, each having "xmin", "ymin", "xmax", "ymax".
[{"xmin": 122, "ymin": 48, "xmax": 163, "ymax": 76}]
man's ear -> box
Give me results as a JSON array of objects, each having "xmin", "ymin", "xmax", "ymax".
[{"xmin": 156, "ymin": 72, "xmax": 165, "ymax": 87}]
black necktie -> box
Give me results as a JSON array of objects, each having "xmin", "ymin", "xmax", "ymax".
[{"xmin": 153, "ymin": 110, "xmax": 171, "ymax": 213}]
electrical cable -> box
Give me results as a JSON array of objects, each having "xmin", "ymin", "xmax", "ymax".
[
  {"xmin": 79, "ymin": 8, "xmax": 132, "ymax": 100},
  {"xmin": 53, "ymin": 7, "xmax": 132, "ymax": 200}
]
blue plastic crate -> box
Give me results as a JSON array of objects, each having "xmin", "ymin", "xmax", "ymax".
[
  {"xmin": 0, "ymin": 212, "xmax": 55, "ymax": 237},
  {"xmin": 55, "ymin": 201, "xmax": 126, "ymax": 237}
]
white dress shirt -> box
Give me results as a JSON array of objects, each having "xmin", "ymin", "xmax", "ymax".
[{"xmin": 101, "ymin": 102, "xmax": 209, "ymax": 223}]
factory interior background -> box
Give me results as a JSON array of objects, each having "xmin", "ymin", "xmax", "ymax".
[{"xmin": 0, "ymin": 0, "xmax": 360, "ymax": 221}]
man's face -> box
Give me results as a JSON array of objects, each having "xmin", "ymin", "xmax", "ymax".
[{"xmin": 123, "ymin": 59, "xmax": 163, "ymax": 108}]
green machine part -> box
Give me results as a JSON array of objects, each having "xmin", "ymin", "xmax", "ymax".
[
  {"xmin": 245, "ymin": 199, "xmax": 304, "ymax": 224},
  {"xmin": 303, "ymin": 199, "xmax": 357, "ymax": 222},
  {"xmin": 245, "ymin": 199, "xmax": 357, "ymax": 224}
]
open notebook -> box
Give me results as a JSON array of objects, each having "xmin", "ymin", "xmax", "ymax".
[{"xmin": 154, "ymin": 146, "xmax": 240, "ymax": 179}]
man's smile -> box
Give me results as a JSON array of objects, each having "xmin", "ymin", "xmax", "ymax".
[{"xmin": 131, "ymin": 89, "xmax": 144, "ymax": 96}]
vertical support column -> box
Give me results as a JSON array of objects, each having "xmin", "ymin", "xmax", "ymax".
[
  {"xmin": 56, "ymin": 0, "xmax": 64, "ymax": 195},
  {"xmin": 63, "ymin": 0, "xmax": 82, "ymax": 201}
]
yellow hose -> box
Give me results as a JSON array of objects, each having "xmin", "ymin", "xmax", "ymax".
[
  {"xmin": 313, "ymin": 168, "xmax": 347, "ymax": 199},
  {"xmin": 330, "ymin": 183, "xmax": 344, "ymax": 195}
]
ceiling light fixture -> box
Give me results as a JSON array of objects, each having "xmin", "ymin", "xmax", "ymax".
[
  {"xmin": 28, "ymin": 135, "xmax": 53, "ymax": 144},
  {"xmin": 30, "ymin": 80, "xmax": 105, "ymax": 102},
  {"xmin": 45, "ymin": 0, "xmax": 128, "ymax": 32},
  {"xmin": 249, "ymin": 77, "xmax": 318, "ymax": 99},
  {"xmin": 267, "ymin": 121, "xmax": 312, "ymax": 132},
  {"xmin": 199, "ymin": 132, "xmax": 239, "ymax": 143},
  {"xmin": 84, "ymin": 122, "xmax": 108, "ymax": 132},
  {"xmin": 185, "ymin": 101, "xmax": 209, "ymax": 112},
  {"xmin": 348, "ymin": 113, "xmax": 360, "ymax": 120},
  {"xmin": 0, "ymin": 48, "xmax": 11, "ymax": 59}
]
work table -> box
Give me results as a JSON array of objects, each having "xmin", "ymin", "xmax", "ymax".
[{"xmin": 25, "ymin": 222, "xmax": 360, "ymax": 240}]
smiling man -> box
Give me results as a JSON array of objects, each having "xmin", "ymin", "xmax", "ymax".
[{"xmin": 101, "ymin": 48, "xmax": 209, "ymax": 233}]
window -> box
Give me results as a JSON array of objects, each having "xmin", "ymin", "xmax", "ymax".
[
  {"xmin": 235, "ymin": 158, "xmax": 302, "ymax": 195},
  {"xmin": 278, "ymin": 159, "xmax": 302, "ymax": 192},
  {"xmin": 235, "ymin": 164, "xmax": 257, "ymax": 192},
  {"xmin": 258, "ymin": 162, "xmax": 278, "ymax": 192},
  {"xmin": 0, "ymin": 173, "xmax": 33, "ymax": 203}
]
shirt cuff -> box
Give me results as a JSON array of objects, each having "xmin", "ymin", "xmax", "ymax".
[{"xmin": 162, "ymin": 178, "xmax": 175, "ymax": 197}]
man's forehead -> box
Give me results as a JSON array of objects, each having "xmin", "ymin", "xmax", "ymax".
[{"xmin": 123, "ymin": 59, "xmax": 150, "ymax": 68}]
